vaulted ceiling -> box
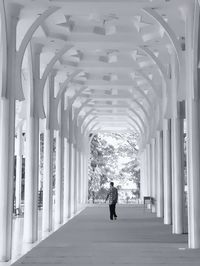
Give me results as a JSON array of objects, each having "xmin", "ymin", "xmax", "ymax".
[{"xmin": 13, "ymin": 0, "xmax": 186, "ymax": 148}]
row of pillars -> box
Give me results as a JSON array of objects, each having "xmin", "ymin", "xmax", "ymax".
[
  {"xmin": 0, "ymin": 103, "xmax": 89, "ymax": 262},
  {"xmin": 140, "ymin": 103, "xmax": 200, "ymax": 249},
  {"xmin": 0, "ymin": 4, "xmax": 90, "ymax": 260}
]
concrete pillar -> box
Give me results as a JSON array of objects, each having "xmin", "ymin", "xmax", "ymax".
[
  {"xmin": 163, "ymin": 119, "xmax": 172, "ymax": 224},
  {"xmin": 171, "ymin": 115, "xmax": 184, "ymax": 234},
  {"xmin": 144, "ymin": 148, "xmax": 149, "ymax": 197},
  {"xmin": 71, "ymin": 144, "xmax": 75, "ymax": 214},
  {"xmin": 81, "ymin": 152, "xmax": 85, "ymax": 204},
  {"xmin": 140, "ymin": 151, "xmax": 147, "ymax": 201},
  {"xmin": 146, "ymin": 144, "xmax": 151, "ymax": 197},
  {"xmin": 80, "ymin": 151, "xmax": 84, "ymax": 203},
  {"xmin": 63, "ymin": 139, "xmax": 69, "ymax": 221},
  {"xmin": 42, "ymin": 74, "xmax": 55, "ymax": 232},
  {"xmin": 42, "ymin": 129, "xmax": 53, "ymax": 232},
  {"xmin": 15, "ymin": 124, "xmax": 23, "ymax": 213},
  {"xmin": 140, "ymin": 152, "xmax": 144, "ymax": 201},
  {"xmin": 143, "ymin": 149, "xmax": 148, "ymax": 197},
  {"xmin": 169, "ymin": 42, "xmax": 184, "ymax": 235},
  {"xmin": 24, "ymin": 113, "xmax": 40, "ymax": 244},
  {"xmin": 0, "ymin": 98, "xmax": 16, "ymax": 260},
  {"xmin": 68, "ymin": 104, "xmax": 76, "ymax": 216},
  {"xmin": 156, "ymin": 131, "xmax": 164, "ymax": 218},
  {"xmin": 186, "ymin": 98, "xmax": 200, "ymax": 248},
  {"xmin": 24, "ymin": 115, "xmax": 39, "ymax": 243},
  {"xmin": 23, "ymin": 44, "xmax": 42, "ymax": 243},
  {"xmin": 78, "ymin": 150, "xmax": 82, "ymax": 205},
  {"xmin": 84, "ymin": 149, "xmax": 89, "ymax": 203},
  {"xmin": 55, "ymin": 99, "xmax": 64, "ymax": 226},
  {"xmin": 151, "ymin": 138, "xmax": 156, "ymax": 213},
  {"xmin": 68, "ymin": 141, "xmax": 74, "ymax": 217},
  {"xmin": 0, "ymin": 3, "xmax": 21, "ymax": 260},
  {"xmin": 184, "ymin": 1, "xmax": 200, "ymax": 248},
  {"xmin": 76, "ymin": 149, "xmax": 80, "ymax": 208},
  {"xmin": 73, "ymin": 145, "xmax": 78, "ymax": 214}
]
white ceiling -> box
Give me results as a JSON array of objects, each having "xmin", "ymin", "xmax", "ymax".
[{"xmin": 12, "ymin": 0, "xmax": 187, "ymax": 146}]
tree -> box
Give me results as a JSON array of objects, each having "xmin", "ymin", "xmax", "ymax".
[
  {"xmin": 120, "ymin": 159, "xmax": 140, "ymax": 198},
  {"xmin": 88, "ymin": 132, "xmax": 140, "ymax": 202}
]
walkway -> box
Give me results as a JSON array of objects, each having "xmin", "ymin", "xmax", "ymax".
[{"xmin": 12, "ymin": 205, "xmax": 200, "ymax": 266}]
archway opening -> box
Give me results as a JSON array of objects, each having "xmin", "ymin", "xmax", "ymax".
[{"xmin": 88, "ymin": 132, "xmax": 140, "ymax": 204}]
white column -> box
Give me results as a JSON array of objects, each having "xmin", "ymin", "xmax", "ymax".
[
  {"xmin": 78, "ymin": 150, "xmax": 82, "ymax": 205},
  {"xmin": 140, "ymin": 151, "xmax": 146, "ymax": 201},
  {"xmin": 0, "ymin": 98, "xmax": 15, "ymax": 260},
  {"xmin": 186, "ymin": 98, "xmax": 200, "ymax": 248},
  {"xmin": 146, "ymin": 144, "xmax": 151, "ymax": 197},
  {"xmin": 68, "ymin": 141, "xmax": 74, "ymax": 217},
  {"xmin": 84, "ymin": 148, "xmax": 89, "ymax": 203},
  {"xmin": 42, "ymin": 74, "xmax": 55, "ymax": 232},
  {"xmin": 82, "ymin": 152, "xmax": 86, "ymax": 204},
  {"xmin": 15, "ymin": 124, "xmax": 23, "ymax": 213},
  {"xmin": 0, "ymin": 3, "xmax": 21, "ymax": 260},
  {"xmin": 55, "ymin": 99, "xmax": 64, "ymax": 226},
  {"xmin": 171, "ymin": 115, "xmax": 184, "ymax": 234},
  {"xmin": 185, "ymin": 1, "xmax": 200, "ymax": 248},
  {"xmin": 63, "ymin": 139, "xmax": 69, "ymax": 221},
  {"xmin": 68, "ymin": 104, "xmax": 75, "ymax": 216},
  {"xmin": 76, "ymin": 149, "xmax": 80, "ymax": 209},
  {"xmin": 42, "ymin": 129, "xmax": 53, "ymax": 232},
  {"xmin": 71, "ymin": 144, "xmax": 75, "ymax": 214},
  {"xmin": 23, "ymin": 44, "xmax": 42, "ymax": 243},
  {"xmin": 156, "ymin": 130, "xmax": 164, "ymax": 218},
  {"xmin": 163, "ymin": 119, "xmax": 172, "ymax": 224},
  {"xmin": 144, "ymin": 148, "xmax": 148, "ymax": 197},
  {"xmin": 80, "ymin": 151, "xmax": 84, "ymax": 203},
  {"xmin": 24, "ymin": 116, "xmax": 39, "ymax": 243},
  {"xmin": 144, "ymin": 149, "xmax": 149, "ymax": 197},
  {"xmin": 151, "ymin": 138, "xmax": 156, "ymax": 213},
  {"xmin": 73, "ymin": 145, "xmax": 78, "ymax": 214},
  {"xmin": 140, "ymin": 152, "xmax": 144, "ymax": 201}
]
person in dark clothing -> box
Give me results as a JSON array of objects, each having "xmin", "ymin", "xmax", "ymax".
[{"xmin": 105, "ymin": 182, "xmax": 118, "ymax": 220}]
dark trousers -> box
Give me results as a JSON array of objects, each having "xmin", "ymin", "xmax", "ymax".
[{"xmin": 109, "ymin": 203, "xmax": 117, "ymax": 220}]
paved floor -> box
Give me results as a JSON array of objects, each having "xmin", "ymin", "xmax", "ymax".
[{"xmin": 12, "ymin": 205, "xmax": 200, "ymax": 266}]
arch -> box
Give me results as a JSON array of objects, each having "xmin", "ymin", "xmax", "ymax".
[
  {"xmin": 56, "ymin": 69, "xmax": 82, "ymax": 102},
  {"xmin": 73, "ymin": 96, "xmax": 147, "ymax": 144},
  {"xmin": 133, "ymin": 86, "xmax": 152, "ymax": 110},
  {"xmin": 142, "ymin": 7, "xmax": 184, "ymax": 96},
  {"xmin": 136, "ymin": 69, "xmax": 160, "ymax": 98},
  {"xmin": 16, "ymin": 6, "xmax": 60, "ymax": 101},
  {"xmin": 82, "ymin": 115, "xmax": 98, "ymax": 135},
  {"xmin": 84, "ymin": 111, "xmax": 141, "ymax": 138},
  {"xmin": 78, "ymin": 109, "xmax": 94, "ymax": 129},
  {"xmin": 36, "ymin": 44, "xmax": 73, "ymax": 119},
  {"xmin": 139, "ymin": 45, "xmax": 169, "ymax": 81},
  {"xmin": 134, "ymin": 99, "xmax": 150, "ymax": 124},
  {"xmin": 75, "ymin": 99, "xmax": 91, "ymax": 118}
]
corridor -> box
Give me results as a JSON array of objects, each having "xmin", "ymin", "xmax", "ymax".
[
  {"xmin": 12, "ymin": 205, "xmax": 200, "ymax": 266},
  {"xmin": 2, "ymin": 0, "xmax": 200, "ymax": 262}
]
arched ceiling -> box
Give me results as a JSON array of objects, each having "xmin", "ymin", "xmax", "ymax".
[{"xmin": 13, "ymin": 0, "xmax": 186, "ymax": 148}]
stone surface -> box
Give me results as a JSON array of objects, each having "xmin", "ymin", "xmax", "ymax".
[{"xmin": 12, "ymin": 205, "xmax": 200, "ymax": 266}]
